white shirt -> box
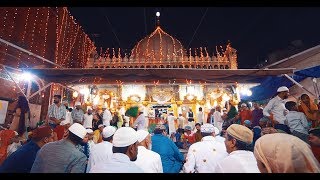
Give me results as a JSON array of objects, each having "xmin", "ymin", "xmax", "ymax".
[
  {"xmin": 87, "ymin": 141, "xmax": 113, "ymax": 172},
  {"xmin": 133, "ymin": 114, "xmax": 146, "ymax": 130},
  {"xmin": 89, "ymin": 153, "xmax": 144, "ymax": 173},
  {"xmin": 133, "ymin": 146, "xmax": 163, "ymax": 173},
  {"xmin": 7, "ymin": 142, "xmax": 22, "ymax": 157},
  {"xmin": 214, "ymin": 150, "xmax": 260, "ymax": 173},
  {"xmin": 285, "ymin": 111, "xmax": 309, "ymax": 135},
  {"xmin": 213, "ymin": 111, "xmax": 223, "ymax": 123},
  {"xmin": 183, "ymin": 136, "xmax": 228, "ymax": 173},
  {"xmin": 178, "ymin": 116, "xmax": 186, "ymax": 128},
  {"xmin": 102, "ymin": 109, "xmax": 112, "ymax": 126},
  {"xmin": 215, "ymin": 135, "xmax": 225, "ymax": 144},
  {"xmin": 197, "ymin": 112, "xmax": 204, "ymax": 124},
  {"xmin": 167, "ymin": 115, "xmax": 176, "ymax": 135},
  {"xmin": 263, "ymin": 96, "xmax": 288, "ymax": 124},
  {"xmin": 83, "ymin": 113, "xmax": 93, "ymax": 129}
]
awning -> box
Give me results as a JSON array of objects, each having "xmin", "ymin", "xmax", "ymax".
[
  {"xmin": 294, "ymin": 65, "xmax": 320, "ymax": 78},
  {"xmin": 22, "ymin": 68, "xmax": 295, "ymax": 85}
]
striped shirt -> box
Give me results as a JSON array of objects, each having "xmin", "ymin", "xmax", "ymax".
[
  {"xmin": 30, "ymin": 139, "xmax": 87, "ymax": 173},
  {"xmin": 71, "ymin": 109, "xmax": 84, "ymax": 123},
  {"xmin": 48, "ymin": 103, "xmax": 66, "ymax": 120}
]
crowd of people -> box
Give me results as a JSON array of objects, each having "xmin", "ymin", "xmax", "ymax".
[{"xmin": 0, "ymin": 86, "xmax": 320, "ymax": 173}]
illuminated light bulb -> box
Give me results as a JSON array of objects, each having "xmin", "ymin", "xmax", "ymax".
[
  {"xmin": 156, "ymin": 12, "xmax": 160, "ymax": 17},
  {"xmin": 246, "ymin": 90, "xmax": 252, "ymax": 96},
  {"xmin": 73, "ymin": 91, "xmax": 78, "ymax": 98}
]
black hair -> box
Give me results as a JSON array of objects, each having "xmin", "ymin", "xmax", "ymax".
[
  {"xmin": 227, "ymin": 134, "xmax": 253, "ymax": 151},
  {"xmin": 67, "ymin": 131, "xmax": 83, "ymax": 145},
  {"xmin": 154, "ymin": 128, "xmax": 165, "ymax": 134},
  {"xmin": 201, "ymin": 132, "xmax": 212, "ymax": 137},
  {"xmin": 309, "ymin": 128, "xmax": 320, "ymax": 138},
  {"xmin": 195, "ymin": 123, "xmax": 201, "ymax": 126},
  {"xmin": 199, "ymin": 107, "xmax": 202, "ymax": 111},
  {"xmin": 285, "ymin": 101, "xmax": 297, "ymax": 111},
  {"xmin": 102, "ymin": 135, "xmax": 113, "ymax": 142},
  {"xmin": 113, "ymin": 145, "xmax": 129, "ymax": 154},
  {"xmin": 54, "ymin": 95, "xmax": 62, "ymax": 99},
  {"xmin": 301, "ymin": 94, "xmax": 309, "ymax": 99},
  {"xmin": 68, "ymin": 108, "xmax": 73, "ymax": 112}
]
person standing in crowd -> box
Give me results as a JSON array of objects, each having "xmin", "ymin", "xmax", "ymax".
[
  {"xmin": 285, "ymin": 101, "xmax": 310, "ymax": 143},
  {"xmin": 184, "ymin": 126, "xmax": 196, "ymax": 146},
  {"xmin": 215, "ymin": 124, "xmax": 260, "ymax": 173},
  {"xmin": 224, "ymin": 101, "xmax": 238, "ymax": 129},
  {"xmin": 88, "ymin": 126, "xmax": 116, "ymax": 172},
  {"xmin": 90, "ymin": 127, "xmax": 143, "ymax": 173},
  {"xmin": 102, "ymin": 105, "xmax": 112, "ymax": 126},
  {"xmin": 92, "ymin": 109, "xmax": 103, "ymax": 131},
  {"xmin": 31, "ymin": 123, "xmax": 88, "ymax": 173},
  {"xmin": 167, "ymin": 112, "xmax": 176, "ymax": 136},
  {"xmin": 0, "ymin": 126, "xmax": 54, "ymax": 173},
  {"xmin": 86, "ymin": 129, "xmax": 95, "ymax": 151},
  {"xmin": 133, "ymin": 111, "xmax": 146, "ymax": 130},
  {"xmin": 309, "ymin": 128, "xmax": 320, "ymax": 163},
  {"xmin": 63, "ymin": 108, "xmax": 73, "ymax": 125},
  {"xmin": 213, "ymin": 106, "xmax": 223, "ymax": 132},
  {"xmin": 134, "ymin": 130, "xmax": 163, "ymax": 173},
  {"xmin": 244, "ymin": 120, "xmax": 253, "ymax": 130},
  {"xmin": 183, "ymin": 124, "xmax": 228, "ymax": 173},
  {"xmin": 177, "ymin": 113, "xmax": 186, "ymax": 129},
  {"xmin": 151, "ymin": 124, "xmax": 184, "ymax": 173},
  {"xmin": 187, "ymin": 108, "xmax": 195, "ymax": 129},
  {"xmin": 298, "ymin": 94, "xmax": 318, "ymax": 128},
  {"xmin": 116, "ymin": 111, "xmax": 124, "ymax": 128},
  {"xmin": 47, "ymin": 95, "xmax": 66, "ymax": 129},
  {"xmin": 194, "ymin": 123, "xmax": 202, "ymax": 143},
  {"xmin": 254, "ymin": 133, "xmax": 320, "ymax": 173},
  {"xmin": 207, "ymin": 108, "xmax": 215, "ymax": 124},
  {"xmin": 238, "ymin": 103, "xmax": 252, "ymax": 125},
  {"xmin": 71, "ymin": 102, "xmax": 84, "ymax": 125},
  {"xmin": 251, "ymin": 103, "xmax": 263, "ymax": 127},
  {"xmin": 83, "ymin": 108, "xmax": 93, "ymax": 129},
  {"xmin": 263, "ymin": 86, "xmax": 291, "ymax": 133},
  {"xmin": 197, "ymin": 107, "xmax": 204, "ymax": 125},
  {"xmin": 9, "ymin": 96, "xmax": 30, "ymax": 138}
]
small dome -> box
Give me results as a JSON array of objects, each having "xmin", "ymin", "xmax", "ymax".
[{"xmin": 131, "ymin": 26, "xmax": 186, "ymax": 62}]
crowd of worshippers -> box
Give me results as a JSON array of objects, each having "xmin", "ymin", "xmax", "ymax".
[{"xmin": 0, "ymin": 86, "xmax": 320, "ymax": 173}]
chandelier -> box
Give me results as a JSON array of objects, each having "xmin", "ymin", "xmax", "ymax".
[
  {"xmin": 186, "ymin": 94, "xmax": 195, "ymax": 101},
  {"xmin": 152, "ymin": 90, "xmax": 173, "ymax": 104}
]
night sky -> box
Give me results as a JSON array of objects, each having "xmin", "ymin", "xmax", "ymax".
[{"xmin": 69, "ymin": 7, "xmax": 320, "ymax": 68}]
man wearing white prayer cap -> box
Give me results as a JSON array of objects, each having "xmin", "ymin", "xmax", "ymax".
[
  {"xmin": 263, "ymin": 86, "xmax": 291, "ymax": 133},
  {"xmin": 31, "ymin": 123, "xmax": 88, "ymax": 173},
  {"xmin": 89, "ymin": 127, "xmax": 143, "ymax": 173},
  {"xmin": 133, "ymin": 130, "xmax": 163, "ymax": 173},
  {"xmin": 88, "ymin": 126, "xmax": 117, "ymax": 172},
  {"xmin": 183, "ymin": 123, "xmax": 228, "ymax": 173},
  {"xmin": 71, "ymin": 102, "xmax": 84, "ymax": 125}
]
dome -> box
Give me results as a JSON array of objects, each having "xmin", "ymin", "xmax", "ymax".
[{"xmin": 131, "ymin": 26, "xmax": 186, "ymax": 62}]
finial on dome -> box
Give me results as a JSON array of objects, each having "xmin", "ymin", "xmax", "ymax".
[{"xmin": 156, "ymin": 11, "xmax": 160, "ymax": 27}]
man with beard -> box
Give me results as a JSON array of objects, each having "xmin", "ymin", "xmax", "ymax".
[
  {"xmin": 263, "ymin": 86, "xmax": 291, "ymax": 133},
  {"xmin": 89, "ymin": 127, "xmax": 143, "ymax": 173},
  {"xmin": 47, "ymin": 95, "xmax": 66, "ymax": 129},
  {"xmin": 72, "ymin": 102, "xmax": 84, "ymax": 125}
]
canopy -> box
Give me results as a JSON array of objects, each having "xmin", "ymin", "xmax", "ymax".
[
  {"xmin": 23, "ymin": 68, "xmax": 294, "ymax": 85},
  {"xmin": 294, "ymin": 65, "xmax": 320, "ymax": 78}
]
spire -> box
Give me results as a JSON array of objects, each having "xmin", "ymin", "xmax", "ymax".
[{"xmin": 156, "ymin": 11, "xmax": 160, "ymax": 27}]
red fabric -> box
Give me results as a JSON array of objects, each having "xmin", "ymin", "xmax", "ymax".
[
  {"xmin": 311, "ymin": 146, "xmax": 320, "ymax": 163},
  {"xmin": 0, "ymin": 130, "xmax": 15, "ymax": 165},
  {"xmin": 184, "ymin": 133, "xmax": 196, "ymax": 144},
  {"xmin": 54, "ymin": 125, "xmax": 65, "ymax": 140},
  {"xmin": 239, "ymin": 109, "xmax": 252, "ymax": 125}
]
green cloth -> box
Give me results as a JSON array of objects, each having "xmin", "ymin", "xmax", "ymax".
[
  {"xmin": 125, "ymin": 106, "xmax": 139, "ymax": 117},
  {"xmin": 227, "ymin": 105, "xmax": 238, "ymax": 119}
]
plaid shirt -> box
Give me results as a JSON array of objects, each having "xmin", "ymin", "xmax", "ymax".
[{"xmin": 48, "ymin": 103, "xmax": 66, "ymax": 121}]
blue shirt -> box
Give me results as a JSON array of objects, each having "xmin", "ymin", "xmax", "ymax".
[
  {"xmin": 31, "ymin": 139, "xmax": 87, "ymax": 173},
  {"xmin": 151, "ymin": 134, "xmax": 184, "ymax": 173},
  {"xmin": 0, "ymin": 140, "xmax": 40, "ymax": 173}
]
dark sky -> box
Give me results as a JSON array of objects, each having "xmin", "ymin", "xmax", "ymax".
[{"xmin": 69, "ymin": 7, "xmax": 320, "ymax": 68}]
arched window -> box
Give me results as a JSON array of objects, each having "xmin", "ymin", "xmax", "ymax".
[
  {"xmin": 185, "ymin": 65, "xmax": 189, "ymax": 68},
  {"xmin": 135, "ymin": 66, "xmax": 139, "ymax": 68},
  {"xmin": 196, "ymin": 65, "xmax": 201, "ymax": 69},
  {"xmin": 208, "ymin": 65, "xmax": 212, "ymax": 69},
  {"xmin": 225, "ymin": 65, "xmax": 229, "ymax": 69},
  {"xmin": 140, "ymin": 65, "xmax": 145, "ymax": 68},
  {"xmin": 214, "ymin": 65, "xmax": 218, "ymax": 69},
  {"xmin": 220, "ymin": 65, "xmax": 224, "ymax": 69},
  {"xmin": 191, "ymin": 65, "xmax": 195, "ymax": 68},
  {"xmin": 129, "ymin": 66, "xmax": 133, "ymax": 68},
  {"xmin": 203, "ymin": 65, "xmax": 207, "ymax": 69},
  {"xmin": 160, "ymin": 65, "xmax": 165, "ymax": 68},
  {"xmin": 179, "ymin": 65, "xmax": 183, "ymax": 68},
  {"xmin": 166, "ymin": 65, "xmax": 171, "ymax": 68},
  {"xmin": 146, "ymin": 65, "xmax": 151, "ymax": 68},
  {"xmin": 153, "ymin": 65, "xmax": 158, "ymax": 68}
]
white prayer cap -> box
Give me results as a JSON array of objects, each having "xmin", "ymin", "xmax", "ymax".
[
  {"xmin": 75, "ymin": 101, "xmax": 81, "ymax": 106},
  {"xmin": 277, "ymin": 86, "xmax": 289, "ymax": 92},
  {"xmin": 102, "ymin": 104, "xmax": 107, "ymax": 109},
  {"xmin": 136, "ymin": 130, "xmax": 149, "ymax": 143},
  {"xmin": 87, "ymin": 107, "xmax": 92, "ymax": 111},
  {"xmin": 14, "ymin": 131, "xmax": 18, "ymax": 136},
  {"xmin": 98, "ymin": 124, "xmax": 104, "ymax": 128},
  {"xmin": 213, "ymin": 127, "xmax": 220, "ymax": 136},
  {"xmin": 241, "ymin": 103, "xmax": 247, "ymax": 107},
  {"xmin": 68, "ymin": 123, "xmax": 87, "ymax": 139},
  {"xmin": 201, "ymin": 123, "xmax": 214, "ymax": 133},
  {"xmin": 86, "ymin": 129, "xmax": 94, "ymax": 134},
  {"xmin": 112, "ymin": 127, "xmax": 138, "ymax": 147},
  {"xmin": 102, "ymin": 126, "xmax": 116, "ymax": 138}
]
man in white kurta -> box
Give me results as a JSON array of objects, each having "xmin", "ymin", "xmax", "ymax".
[
  {"xmin": 102, "ymin": 106, "xmax": 112, "ymax": 126},
  {"xmin": 87, "ymin": 126, "xmax": 116, "ymax": 172},
  {"xmin": 167, "ymin": 113, "xmax": 176, "ymax": 135},
  {"xmin": 213, "ymin": 106, "xmax": 223, "ymax": 132},
  {"xmin": 134, "ymin": 130, "xmax": 163, "ymax": 173},
  {"xmin": 83, "ymin": 108, "xmax": 93, "ymax": 129},
  {"xmin": 214, "ymin": 124, "xmax": 260, "ymax": 173},
  {"xmin": 177, "ymin": 114, "xmax": 186, "ymax": 129},
  {"xmin": 197, "ymin": 107, "xmax": 204, "ymax": 125},
  {"xmin": 183, "ymin": 124, "xmax": 228, "ymax": 173}
]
